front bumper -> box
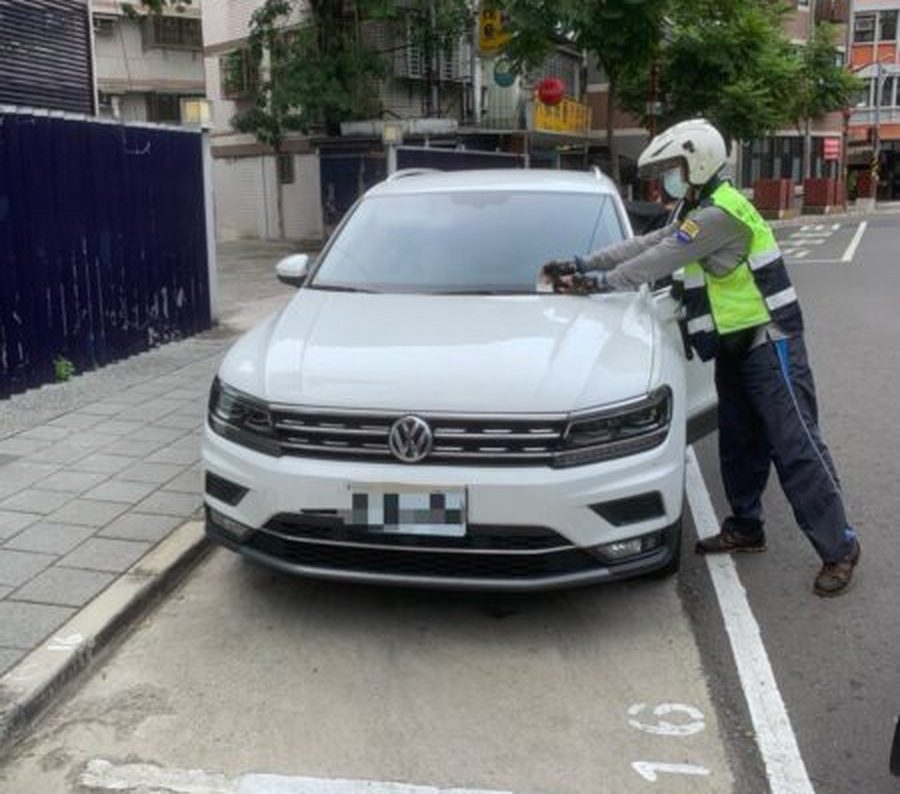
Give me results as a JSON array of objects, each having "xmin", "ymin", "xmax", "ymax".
[
  {"xmin": 206, "ymin": 511, "xmax": 681, "ymax": 592},
  {"xmin": 202, "ymin": 420, "xmax": 686, "ymax": 592}
]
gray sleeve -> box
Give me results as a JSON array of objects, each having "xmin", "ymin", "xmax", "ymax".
[
  {"xmin": 606, "ymin": 206, "xmax": 751, "ymax": 291},
  {"xmin": 581, "ymin": 222, "xmax": 678, "ymax": 271}
]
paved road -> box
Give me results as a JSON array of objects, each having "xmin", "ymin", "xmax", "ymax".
[
  {"xmin": 1, "ymin": 213, "xmax": 898, "ymax": 793},
  {"xmin": 692, "ymin": 213, "xmax": 900, "ymax": 793}
]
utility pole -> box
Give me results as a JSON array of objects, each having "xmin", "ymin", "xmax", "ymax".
[{"xmin": 872, "ymin": 60, "xmax": 883, "ymax": 199}]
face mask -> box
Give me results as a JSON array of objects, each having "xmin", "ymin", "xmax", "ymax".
[{"xmin": 662, "ymin": 167, "xmax": 688, "ymax": 200}]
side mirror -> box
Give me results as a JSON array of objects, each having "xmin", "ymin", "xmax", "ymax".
[{"xmin": 275, "ymin": 254, "xmax": 310, "ymax": 287}]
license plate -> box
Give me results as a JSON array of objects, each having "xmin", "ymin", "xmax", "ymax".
[{"xmin": 349, "ymin": 489, "xmax": 466, "ymax": 537}]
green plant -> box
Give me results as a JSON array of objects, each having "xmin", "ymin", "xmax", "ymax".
[{"xmin": 53, "ymin": 356, "xmax": 76, "ymax": 383}]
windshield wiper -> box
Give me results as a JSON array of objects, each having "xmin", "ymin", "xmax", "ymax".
[
  {"xmin": 310, "ymin": 284, "xmax": 381, "ymax": 294},
  {"xmin": 428, "ymin": 289, "xmax": 529, "ymax": 296}
]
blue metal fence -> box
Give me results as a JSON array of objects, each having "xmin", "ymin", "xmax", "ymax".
[{"xmin": 0, "ymin": 110, "xmax": 211, "ymax": 398}]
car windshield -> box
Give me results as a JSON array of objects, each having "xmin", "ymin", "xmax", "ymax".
[{"xmin": 310, "ymin": 190, "xmax": 625, "ymax": 294}]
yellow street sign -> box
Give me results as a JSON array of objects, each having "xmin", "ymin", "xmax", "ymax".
[{"xmin": 480, "ymin": 7, "xmax": 511, "ymax": 54}]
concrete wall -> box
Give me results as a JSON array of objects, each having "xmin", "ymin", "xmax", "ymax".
[{"xmin": 213, "ymin": 152, "xmax": 322, "ymax": 243}]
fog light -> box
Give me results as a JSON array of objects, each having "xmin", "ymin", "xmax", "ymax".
[
  {"xmin": 208, "ymin": 507, "xmax": 255, "ymax": 542},
  {"xmin": 598, "ymin": 532, "xmax": 663, "ymax": 561}
]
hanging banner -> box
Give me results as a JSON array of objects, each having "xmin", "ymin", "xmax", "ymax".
[{"xmin": 823, "ymin": 138, "xmax": 841, "ymax": 161}]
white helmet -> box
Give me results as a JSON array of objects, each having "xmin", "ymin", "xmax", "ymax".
[{"xmin": 637, "ymin": 118, "xmax": 727, "ymax": 186}]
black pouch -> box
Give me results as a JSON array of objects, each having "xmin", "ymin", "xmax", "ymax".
[{"xmin": 717, "ymin": 328, "xmax": 757, "ymax": 359}]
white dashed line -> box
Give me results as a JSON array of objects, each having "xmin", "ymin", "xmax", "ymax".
[
  {"xmin": 686, "ymin": 448, "xmax": 815, "ymax": 794},
  {"xmin": 841, "ymin": 221, "xmax": 868, "ymax": 263}
]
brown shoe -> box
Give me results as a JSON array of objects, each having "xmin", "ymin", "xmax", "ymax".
[
  {"xmin": 695, "ymin": 518, "xmax": 766, "ymax": 555},
  {"xmin": 814, "ymin": 540, "xmax": 861, "ymax": 598}
]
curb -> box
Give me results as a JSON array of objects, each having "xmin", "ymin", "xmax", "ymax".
[{"xmin": 0, "ymin": 520, "xmax": 209, "ymax": 758}]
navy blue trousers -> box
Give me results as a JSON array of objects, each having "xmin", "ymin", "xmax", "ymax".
[{"xmin": 715, "ymin": 335, "xmax": 856, "ymax": 563}]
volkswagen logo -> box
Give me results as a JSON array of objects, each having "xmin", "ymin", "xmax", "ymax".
[{"xmin": 388, "ymin": 415, "xmax": 433, "ymax": 463}]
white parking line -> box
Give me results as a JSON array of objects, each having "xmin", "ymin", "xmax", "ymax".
[
  {"xmin": 841, "ymin": 221, "xmax": 868, "ymax": 263},
  {"xmin": 80, "ymin": 759, "xmax": 515, "ymax": 794},
  {"xmin": 685, "ymin": 448, "xmax": 815, "ymax": 794}
]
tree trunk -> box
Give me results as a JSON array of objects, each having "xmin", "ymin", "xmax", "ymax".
[
  {"xmin": 607, "ymin": 71, "xmax": 620, "ymax": 187},
  {"xmin": 802, "ymin": 116, "xmax": 812, "ymax": 181}
]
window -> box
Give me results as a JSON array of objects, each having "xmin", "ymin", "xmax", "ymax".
[
  {"xmin": 740, "ymin": 137, "xmax": 803, "ymax": 186},
  {"xmin": 277, "ymin": 154, "xmax": 295, "ymax": 185},
  {"xmin": 147, "ymin": 93, "xmax": 182, "ymax": 123},
  {"xmin": 93, "ymin": 15, "xmax": 116, "ymax": 37},
  {"xmin": 854, "ymin": 78, "xmax": 873, "ymax": 108},
  {"xmin": 880, "ymin": 10, "xmax": 898, "ymax": 41},
  {"xmin": 881, "ymin": 76, "xmax": 896, "ymax": 108},
  {"xmin": 312, "ymin": 192, "xmax": 623, "ymax": 294},
  {"xmin": 854, "ymin": 13, "xmax": 875, "ymax": 43},
  {"xmin": 145, "ymin": 16, "xmax": 202, "ymax": 49},
  {"xmin": 220, "ymin": 50, "xmax": 257, "ymax": 98}
]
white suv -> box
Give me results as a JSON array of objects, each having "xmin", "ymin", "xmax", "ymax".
[{"xmin": 202, "ymin": 169, "xmax": 716, "ymax": 591}]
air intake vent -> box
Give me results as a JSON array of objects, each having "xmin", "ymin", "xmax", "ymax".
[
  {"xmin": 205, "ymin": 472, "xmax": 248, "ymax": 506},
  {"xmin": 591, "ymin": 493, "xmax": 665, "ymax": 527}
]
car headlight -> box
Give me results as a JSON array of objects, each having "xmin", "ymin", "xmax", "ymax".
[
  {"xmin": 208, "ymin": 377, "xmax": 281, "ymax": 456},
  {"xmin": 553, "ymin": 386, "xmax": 672, "ymax": 468}
]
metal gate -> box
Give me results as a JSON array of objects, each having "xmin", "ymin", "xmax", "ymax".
[{"xmin": 0, "ymin": 109, "xmax": 212, "ymax": 398}]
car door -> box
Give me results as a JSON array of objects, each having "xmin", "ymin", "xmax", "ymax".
[{"xmin": 653, "ymin": 275, "xmax": 717, "ymax": 443}]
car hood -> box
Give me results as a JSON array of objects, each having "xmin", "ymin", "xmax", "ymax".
[{"xmin": 220, "ymin": 289, "xmax": 656, "ymax": 414}]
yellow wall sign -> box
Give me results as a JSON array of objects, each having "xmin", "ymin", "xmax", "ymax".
[
  {"xmin": 479, "ymin": 7, "xmax": 511, "ymax": 53},
  {"xmin": 534, "ymin": 98, "xmax": 591, "ymax": 136}
]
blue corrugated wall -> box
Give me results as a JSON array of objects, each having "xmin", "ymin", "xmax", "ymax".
[{"xmin": 0, "ymin": 111, "xmax": 211, "ymax": 398}]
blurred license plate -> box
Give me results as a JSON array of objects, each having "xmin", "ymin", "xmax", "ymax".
[{"xmin": 350, "ymin": 489, "xmax": 466, "ymax": 537}]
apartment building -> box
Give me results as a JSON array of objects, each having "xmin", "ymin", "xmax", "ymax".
[
  {"xmin": 91, "ymin": 0, "xmax": 206, "ymax": 124},
  {"xmin": 848, "ymin": 0, "xmax": 900, "ymax": 198}
]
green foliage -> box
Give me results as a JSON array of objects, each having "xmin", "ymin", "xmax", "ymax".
[
  {"xmin": 501, "ymin": 0, "xmax": 667, "ymax": 182},
  {"xmin": 618, "ymin": 1, "xmax": 858, "ymax": 144},
  {"xmin": 232, "ymin": 0, "xmax": 472, "ymax": 145},
  {"xmin": 618, "ymin": 0, "xmax": 802, "ymax": 142},
  {"xmin": 53, "ymin": 356, "xmax": 75, "ymax": 383},
  {"xmin": 789, "ymin": 22, "xmax": 863, "ymax": 128}
]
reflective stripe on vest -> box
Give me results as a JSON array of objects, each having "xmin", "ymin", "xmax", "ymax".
[{"xmin": 681, "ymin": 182, "xmax": 803, "ymax": 360}]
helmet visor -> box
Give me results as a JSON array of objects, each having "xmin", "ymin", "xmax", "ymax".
[{"xmin": 638, "ymin": 155, "xmax": 685, "ymax": 180}]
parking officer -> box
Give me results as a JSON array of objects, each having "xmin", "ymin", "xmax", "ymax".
[{"xmin": 543, "ymin": 118, "xmax": 860, "ymax": 597}]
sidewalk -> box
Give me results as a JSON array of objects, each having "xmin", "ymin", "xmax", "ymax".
[{"xmin": 0, "ymin": 240, "xmax": 296, "ymax": 676}]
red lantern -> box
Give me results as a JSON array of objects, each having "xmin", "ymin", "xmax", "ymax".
[{"xmin": 536, "ymin": 77, "xmax": 565, "ymax": 106}]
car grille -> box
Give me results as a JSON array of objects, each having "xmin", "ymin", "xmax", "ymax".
[
  {"xmin": 246, "ymin": 526, "xmax": 603, "ymax": 581},
  {"xmin": 269, "ymin": 406, "xmax": 568, "ymax": 465},
  {"xmin": 265, "ymin": 513, "xmax": 569, "ymax": 551}
]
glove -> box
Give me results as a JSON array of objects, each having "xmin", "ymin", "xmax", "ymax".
[
  {"xmin": 570, "ymin": 273, "xmax": 614, "ymax": 295},
  {"xmin": 537, "ymin": 259, "xmax": 577, "ymax": 293}
]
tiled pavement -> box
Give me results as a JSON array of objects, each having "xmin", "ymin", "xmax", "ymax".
[{"xmin": 0, "ymin": 240, "xmax": 297, "ymax": 675}]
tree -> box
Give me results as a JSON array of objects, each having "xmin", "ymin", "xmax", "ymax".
[
  {"xmin": 790, "ymin": 22, "xmax": 863, "ymax": 178},
  {"xmin": 503, "ymin": 0, "xmax": 666, "ymax": 185},
  {"xmin": 228, "ymin": 0, "xmax": 471, "ymax": 237},
  {"xmin": 618, "ymin": 0, "xmax": 802, "ymax": 145}
]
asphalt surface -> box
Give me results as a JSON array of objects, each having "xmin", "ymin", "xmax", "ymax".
[
  {"xmin": 693, "ymin": 213, "xmax": 900, "ymax": 793},
  {"xmin": 0, "ymin": 213, "xmax": 898, "ymax": 794}
]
